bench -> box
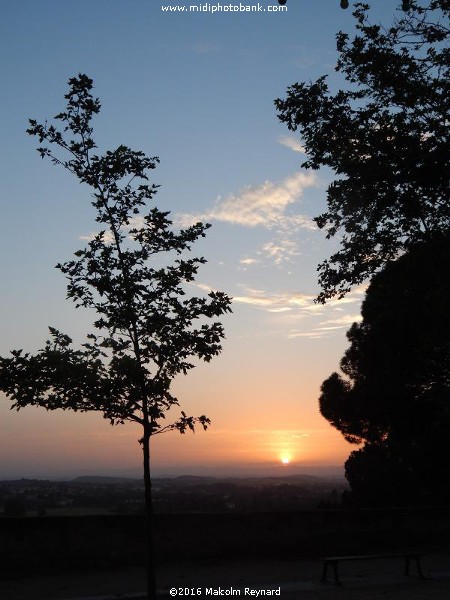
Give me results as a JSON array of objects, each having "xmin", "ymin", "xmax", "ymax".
[{"xmin": 319, "ymin": 552, "xmax": 426, "ymax": 586}]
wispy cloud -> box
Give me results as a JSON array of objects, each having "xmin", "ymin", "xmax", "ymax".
[
  {"xmin": 287, "ymin": 305, "xmax": 363, "ymax": 340},
  {"xmin": 175, "ymin": 171, "xmax": 316, "ymax": 231},
  {"xmin": 230, "ymin": 283, "xmax": 365, "ymax": 340},
  {"xmin": 232, "ymin": 286, "xmax": 362, "ymax": 314},
  {"xmin": 261, "ymin": 239, "xmax": 300, "ymax": 264},
  {"xmin": 278, "ymin": 135, "xmax": 306, "ymax": 154},
  {"xmin": 234, "ymin": 295, "xmax": 276, "ymax": 308},
  {"xmin": 239, "ymin": 258, "xmax": 260, "ymax": 266},
  {"xmin": 233, "ymin": 286, "xmax": 315, "ymax": 312},
  {"xmin": 79, "ymin": 231, "xmax": 114, "ymax": 244},
  {"xmin": 287, "ymin": 321, "xmax": 359, "ymax": 340},
  {"xmin": 322, "ymin": 314, "xmax": 363, "ymax": 327},
  {"xmin": 193, "ymin": 280, "xmax": 364, "ymax": 340}
]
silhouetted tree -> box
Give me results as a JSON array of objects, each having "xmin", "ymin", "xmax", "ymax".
[
  {"xmin": 319, "ymin": 234, "xmax": 450, "ymax": 505},
  {"xmin": 0, "ymin": 75, "xmax": 231, "ymax": 599},
  {"xmin": 276, "ymin": 1, "xmax": 449, "ymax": 302}
]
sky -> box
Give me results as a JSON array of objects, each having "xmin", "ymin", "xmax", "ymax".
[{"xmin": 0, "ymin": 1, "xmax": 404, "ymax": 480}]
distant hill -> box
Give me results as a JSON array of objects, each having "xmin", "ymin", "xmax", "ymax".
[
  {"xmin": 72, "ymin": 473, "xmax": 337, "ymax": 486},
  {"xmin": 1, "ymin": 472, "xmax": 348, "ymax": 515}
]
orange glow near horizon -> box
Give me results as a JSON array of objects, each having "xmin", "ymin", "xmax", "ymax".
[
  {"xmin": 0, "ymin": 400, "xmax": 357, "ymax": 477},
  {"xmin": 150, "ymin": 425, "xmax": 355, "ymax": 468}
]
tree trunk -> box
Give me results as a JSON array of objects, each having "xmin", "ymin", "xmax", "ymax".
[{"xmin": 143, "ymin": 430, "xmax": 157, "ymax": 599}]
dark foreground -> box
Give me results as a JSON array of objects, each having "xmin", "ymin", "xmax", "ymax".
[{"xmin": 2, "ymin": 554, "xmax": 450, "ymax": 600}]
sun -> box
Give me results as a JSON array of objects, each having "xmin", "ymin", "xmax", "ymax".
[{"xmin": 281, "ymin": 457, "xmax": 290, "ymax": 465}]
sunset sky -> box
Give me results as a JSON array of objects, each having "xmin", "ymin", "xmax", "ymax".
[{"xmin": 0, "ymin": 1, "xmax": 402, "ymax": 480}]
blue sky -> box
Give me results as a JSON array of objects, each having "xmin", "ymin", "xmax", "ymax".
[{"xmin": 0, "ymin": 1, "xmax": 404, "ymax": 479}]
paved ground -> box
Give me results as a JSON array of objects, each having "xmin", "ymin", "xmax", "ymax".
[{"xmin": 2, "ymin": 554, "xmax": 450, "ymax": 600}]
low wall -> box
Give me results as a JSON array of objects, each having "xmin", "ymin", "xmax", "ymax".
[{"xmin": 1, "ymin": 508, "xmax": 450, "ymax": 576}]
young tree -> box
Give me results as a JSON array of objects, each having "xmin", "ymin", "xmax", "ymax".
[
  {"xmin": 319, "ymin": 233, "xmax": 450, "ymax": 505},
  {"xmin": 275, "ymin": 1, "xmax": 449, "ymax": 302},
  {"xmin": 0, "ymin": 74, "xmax": 231, "ymax": 599}
]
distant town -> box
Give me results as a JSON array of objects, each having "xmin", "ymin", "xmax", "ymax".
[{"xmin": 0, "ymin": 474, "xmax": 348, "ymax": 516}]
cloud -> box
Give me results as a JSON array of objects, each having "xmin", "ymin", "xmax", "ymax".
[
  {"xmin": 239, "ymin": 258, "xmax": 261, "ymax": 271},
  {"xmin": 287, "ymin": 308, "xmax": 363, "ymax": 340},
  {"xmin": 79, "ymin": 231, "xmax": 114, "ymax": 244},
  {"xmin": 229, "ymin": 282, "xmax": 366, "ymax": 340},
  {"xmin": 193, "ymin": 282, "xmax": 215, "ymax": 293},
  {"xmin": 233, "ymin": 286, "xmax": 316, "ymax": 312},
  {"xmin": 191, "ymin": 279, "xmax": 364, "ymax": 341},
  {"xmin": 278, "ymin": 135, "xmax": 306, "ymax": 154},
  {"xmin": 321, "ymin": 314, "xmax": 363, "ymax": 327},
  {"xmin": 234, "ymin": 295, "xmax": 275, "ymax": 307},
  {"xmin": 261, "ymin": 239, "xmax": 299, "ymax": 265},
  {"xmin": 287, "ymin": 330, "xmax": 333, "ymax": 340},
  {"xmin": 175, "ymin": 171, "xmax": 316, "ymax": 231}
]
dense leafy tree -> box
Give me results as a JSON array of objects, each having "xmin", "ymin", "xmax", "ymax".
[
  {"xmin": 0, "ymin": 75, "xmax": 231, "ymax": 599},
  {"xmin": 319, "ymin": 233, "xmax": 450, "ymax": 505},
  {"xmin": 276, "ymin": 1, "xmax": 449, "ymax": 302}
]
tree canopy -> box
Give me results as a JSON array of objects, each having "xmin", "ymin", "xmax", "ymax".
[
  {"xmin": 0, "ymin": 74, "xmax": 231, "ymax": 433},
  {"xmin": 275, "ymin": 1, "xmax": 450, "ymax": 302},
  {"xmin": 319, "ymin": 233, "xmax": 450, "ymax": 505}
]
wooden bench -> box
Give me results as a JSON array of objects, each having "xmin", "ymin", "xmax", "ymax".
[{"xmin": 319, "ymin": 552, "xmax": 426, "ymax": 586}]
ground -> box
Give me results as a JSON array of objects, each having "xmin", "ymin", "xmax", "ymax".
[{"xmin": 2, "ymin": 554, "xmax": 450, "ymax": 600}]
